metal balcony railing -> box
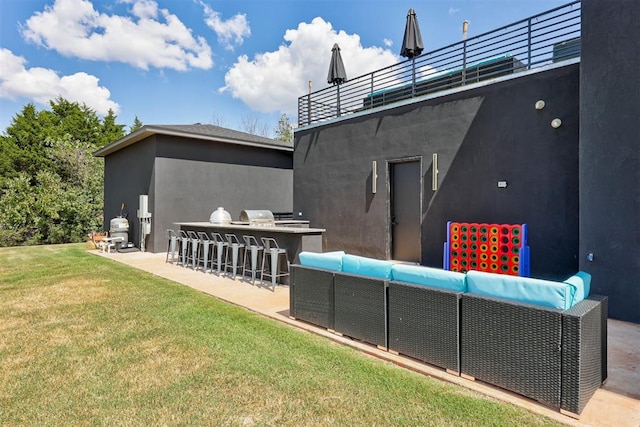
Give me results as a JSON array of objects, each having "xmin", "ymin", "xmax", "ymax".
[{"xmin": 298, "ymin": 1, "xmax": 581, "ymax": 127}]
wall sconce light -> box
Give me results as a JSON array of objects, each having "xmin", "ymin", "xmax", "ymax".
[
  {"xmin": 535, "ymin": 100, "xmax": 545, "ymax": 110},
  {"xmin": 551, "ymin": 118, "xmax": 562, "ymax": 128},
  {"xmin": 432, "ymin": 153, "xmax": 439, "ymax": 191},
  {"xmin": 372, "ymin": 160, "xmax": 378, "ymax": 194}
]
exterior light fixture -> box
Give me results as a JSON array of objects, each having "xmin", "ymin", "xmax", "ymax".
[
  {"xmin": 372, "ymin": 160, "xmax": 378, "ymax": 194},
  {"xmin": 551, "ymin": 118, "xmax": 562, "ymax": 128},
  {"xmin": 432, "ymin": 153, "xmax": 439, "ymax": 191},
  {"xmin": 535, "ymin": 100, "xmax": 545, "ymax": 110}
]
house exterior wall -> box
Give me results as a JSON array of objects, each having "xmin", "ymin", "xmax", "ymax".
[
  {"xmin": 579, "ymin": 0, "xmax": 640, "ymax": 323},
  {"xmin": 104, "ymin": 134, "xmax": 293, "ymax": 253},
  {"xmin": 294, "ymin": 64, "xmax": 580, "ymax": 280},
  {"xmin": 103, "ymin": 136, "xmax": 157, "ymax": 250}
]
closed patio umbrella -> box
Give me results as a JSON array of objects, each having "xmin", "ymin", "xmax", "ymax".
[
  {"xmin": 400, "ymin": 8, "xmax": 424, "ymax": 96},
  {"xmin": 327, "ymin": 43, "xmax": 347, "ymax": 116}
]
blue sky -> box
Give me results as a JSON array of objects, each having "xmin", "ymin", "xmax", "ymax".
[{"xmin": 0, "ymin": 0, "xmax": 570, "ymax": 136}]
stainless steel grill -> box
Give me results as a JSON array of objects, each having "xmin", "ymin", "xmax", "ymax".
[{"xmin": 239, "ymin": 210, "xmax": 276, "ymax": 227}]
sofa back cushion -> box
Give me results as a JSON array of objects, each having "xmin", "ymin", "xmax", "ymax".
[
  {"xmin": 391, "ymin": 264, "xmax": 467, "ymax": 292},
  {"xmin": 563, "ymin": 271, "xmax": 591, "ymax": 304},
  {"xmin": 466, "ymin": 270, "xmax": 574, "ymax": 310},
  {"xmin": 298, "ymin": 251, "xmax": 345, "ymax": 272},
  {"xmin": 342, "ymin": 254, "xmax": 394, "ymax": 279}
]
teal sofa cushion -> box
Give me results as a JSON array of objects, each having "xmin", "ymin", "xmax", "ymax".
[
  {"xmin": 298, "ymin": 251, "xmax": 345, "ymax": 272},
  {"xmin": 563, "ymin": 271, "xmax": 591, "ymax": 304},
  {"xmin": 391, "ymin": 264, "xmax": 467, "ymax": 292},
  {"xmin": 466, "ymin": 270, "xmax": 574, "ymax": 310},
  {"xmin": 342, "ymin": 254, "xmax": 394, "ymax": 279}
]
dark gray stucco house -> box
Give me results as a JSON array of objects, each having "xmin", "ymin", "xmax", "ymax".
[
  {"xmin": 293, "ymin": 0, "xmax": 639, "ymax": 323},
  {"xmin": 94, "ymin": 124, "xmax": 293, "ymax": 253}
]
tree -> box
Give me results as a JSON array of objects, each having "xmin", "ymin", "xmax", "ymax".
[
  {"xmin": 130, "ymin": 116, "xmax": 144, "ymax": 133},
  {"xmin": 3, "ymin": 103, "xmax": 53, "ymax": 178},
  {"xmin": 210, "ymin": 113, "xmax": 226, "ymax": 127},
  {"xmin": 274, "ymin": 113, "xmax": 294, "ymax": 145},
  {"xmin": 99, "ymin": 109, "xmax": 126, "ymax": 147},
  {"xmin": 47, "ymin": 97, "xmax": 102, "ymax": 144},
  {"xmin": 239, "ymin": 112, "xmax": 270, "ymax": 137},
  {"xmin": 0, "ymin": 98, "xmax": 127, "ymax": 247}
]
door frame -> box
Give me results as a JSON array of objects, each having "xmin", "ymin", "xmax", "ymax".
[{"xmin": 387, "ymin": 156, "xmax": 423, "ymax": 262}]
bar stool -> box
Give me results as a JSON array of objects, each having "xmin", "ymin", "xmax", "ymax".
[
  {"xmin": 224, "ymin": 234, "xmax": 245, "ymax": 278},
  {"xmin": 210, "ymin": 232, "xmax": 228, "ymax": 275},
  {"xmin": 165, "ymin": 229, "xmax": 179, "ymax": 263},
  {"xmin": 260, "ymin": 237, "xmax": 289, "ymax": 291},
  {"xmin": 179, "ymin": 230, "xmax": 191, "ymax": 266},
  {"xmin": 241, "ymin": 235, "xmax": 264, "ymax": 284},
  {"xmin": 186, "ymin": 231, "xmax": 200, "ymax": 269},
  {"xmin": 196, "ymin": 231, "xmax": 213, "ymax": 271}
]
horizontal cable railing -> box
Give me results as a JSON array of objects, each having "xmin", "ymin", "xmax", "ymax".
[{"xmin": 298, "ymin": 1, "xmax": 580, "ymax": 127}]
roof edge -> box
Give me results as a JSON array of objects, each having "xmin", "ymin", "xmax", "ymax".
[{"xmin": 94, "ymin": 125, "xmax": 293, "ymax": 157}]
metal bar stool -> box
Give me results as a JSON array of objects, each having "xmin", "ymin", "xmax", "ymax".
[
  {"xmin": 186, "ymin": 231, "xmax": 200, "ymax": 269},
  {"xmin": 210, "ymin": 232, "xmax": 228, "ymax": 275},
  {"xmin": 179, "ymin": 230, "xmax": 191, "ymax": 266},
  {"xmin": 224, "ymin": 234, "xmax": 245, "ymax": 278},
  {"xmin": 260, "ymin": 237, "xmax": 289, "ymax": 291},
  {"xmin": 196, "ymin": 231, "xmax": 213, "ymax": 271},
  {"xmin": 241, "ymin": 235, "xmax": 264, "ymax": 284},
  {"xmin": 165, "ymin": 229, "xmax": 179, "ymax": 263}
]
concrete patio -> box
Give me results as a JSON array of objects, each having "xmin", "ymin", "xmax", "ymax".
[{"xmin": 94, "ymin": 249, "xmax": 639, "ymax": 427}]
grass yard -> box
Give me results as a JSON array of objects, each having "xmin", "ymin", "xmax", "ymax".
[{"xmin": 0, "ymin": 244, "xmax": 563, "ymax": 426}]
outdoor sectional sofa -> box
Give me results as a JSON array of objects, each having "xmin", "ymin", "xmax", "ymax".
[{"xmin": 289, "ymin": 251, "xmax": 607, "ymax": 416}]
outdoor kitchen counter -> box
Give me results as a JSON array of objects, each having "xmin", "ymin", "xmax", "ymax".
[{"xmin": 174, "ymin": 222, "xmax": 325, "ymax": 264}]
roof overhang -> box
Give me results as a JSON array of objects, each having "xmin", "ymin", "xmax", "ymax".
[{"xmin": 94, "ymin": 125, "xmax": 293, "ymax": 157}]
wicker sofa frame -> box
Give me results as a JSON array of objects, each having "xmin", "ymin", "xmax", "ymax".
[
  {"xmin": 289, "ymin": 263, "xmax": 607, "ymax": 415},
  {"xmin": 289, "ymin": 265, "xmax": 388, "ymax": 348},
  {"xmin": 290, "ymin": 265, "xmax": 464, "ymax": 371},
  {"xmin": 290, "ymin": 265, "xmax": 335, "ymax": 330},
  {"xmin": 460, "ymin": 293, "xmax": 607, "ymax": 414},
  {"xmin": 334, "ymin": 272, "xmax": 388, "ymax": 348},
  {"xmin": 388, "ymin": 281, "xmax": 462, "ymax": 373}
]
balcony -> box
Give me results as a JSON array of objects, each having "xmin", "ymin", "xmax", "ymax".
[{"xmin": 298, "ymin": 0, "xmax": 581, "ymax": 127}]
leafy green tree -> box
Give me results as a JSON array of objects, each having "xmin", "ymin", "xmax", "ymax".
[
  {"xmin": 3, "ymin": 103, "xmax": 53, "ymax": 178},
  {"xmin": 275, "ymin": 113, "xmax": 294, "ymax": 145},
  {"xmin": 0, "ymin": 136, "xmax": 20, "ymax": 186},
  {"xmin": 0, "ymin": 173, "xmax": 36, "ymax": 245},
  {"xmin": 48, "ymin": 97, "xmax": 101, "ymax": 143},
  {"xmin": 99, "ymin": 109, "xmax": 127, "ymax": 147},
  {"xmin": 0, "ymin": 98, "xmax": 126, "ymax": 247},
  {"xmin": 130, "ymin": 116, "xmax": 144, "ymax": 133}
]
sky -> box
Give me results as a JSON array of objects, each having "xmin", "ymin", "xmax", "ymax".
[{"xmin": 0, "ymin": 0, "xmax": 571, "ymax": 136}]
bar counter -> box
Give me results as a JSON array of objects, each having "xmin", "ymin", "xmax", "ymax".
[{"xmin": 174, "ymin": 221, "xmax": 325, "ymax": 264}]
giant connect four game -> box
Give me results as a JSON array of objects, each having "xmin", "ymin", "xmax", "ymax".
[{"xmin": 443, "ymin": 221, "xmax": 530, "ymax": 277}]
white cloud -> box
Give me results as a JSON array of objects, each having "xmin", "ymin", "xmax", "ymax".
[
  {"xmin": 199, "ymin": 1, "xmax": 250, "ymax": 50},
  {"xmin": 0, "ymin": 48, "xmax": 119, "ymax": 115},
  {"xmin": 20, "ymin": 0, "xmax": 212, "ymax": 71},
  {"xmin": 221, "ymin": 17, "xmax": 398, "ymax": 115},
  {"xmin": 127, "ymin": 0, "xmax": 158, "ymax": 19},
  {"xmin": 449, "ymin": 7, "xmax": 460, "ymax": 15},
  {"xmin": 383, "ymin": 38, "xmax": 393, "ymax": 48}
]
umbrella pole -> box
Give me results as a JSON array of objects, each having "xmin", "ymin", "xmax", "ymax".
[
  {"xmin": 337, "ymin": 84, "xmax": 341, "ymax": 117},
  {"xmin": 411, "ymin": 57, "xmax": 416, "ymax": 97}
]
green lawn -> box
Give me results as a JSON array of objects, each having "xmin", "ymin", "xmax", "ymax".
[{"xmin": 0, "ymin": 244, "xmax": 563, "ymax": 426}]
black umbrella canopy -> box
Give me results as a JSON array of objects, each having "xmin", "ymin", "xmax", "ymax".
[
  {"xmin": 327, "ymin": 43, "xmax": 347, "ymax": 85},
  {"xmin": 400, "ymin": 8, "xmax": 424, "ymax": 59}
]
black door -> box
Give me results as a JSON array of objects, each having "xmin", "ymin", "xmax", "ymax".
[{"xmin": 390, "ymin": 160, "xmax": 421, "ymax": 262}]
